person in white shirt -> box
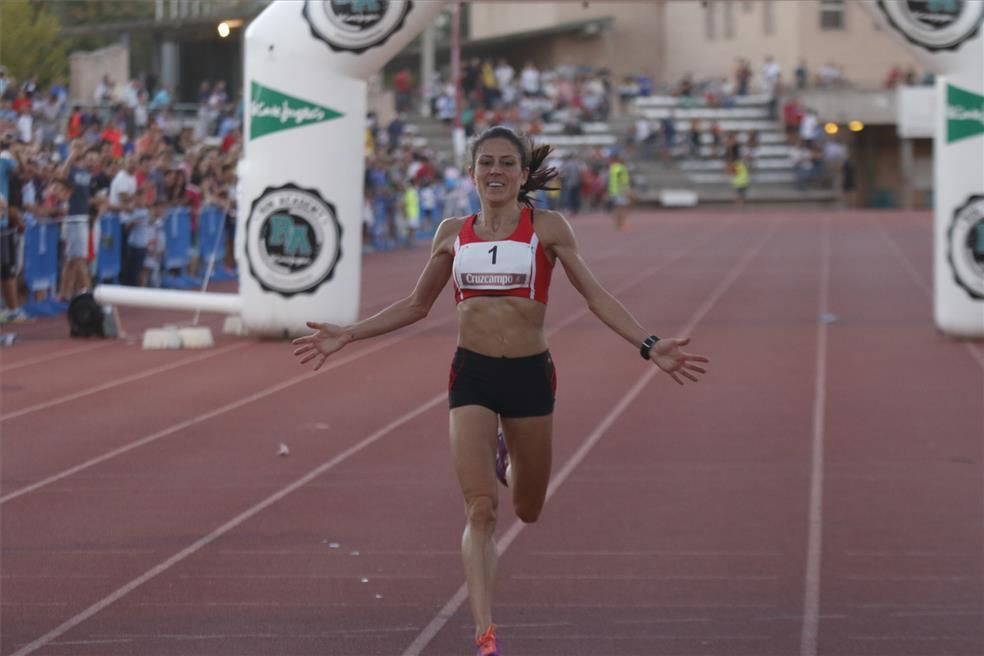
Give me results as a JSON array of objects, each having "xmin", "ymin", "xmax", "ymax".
[
  {"xmin": 818, "ymin": 62, "xmax": 842, "ymax": 88},
  {"xmin": 799, "ymin": 109, "xmax": 820, "ymax": 145},
  {"xmin": 109, "ymin": 154, "xmax": 138, "ymax": 213},
  {"xmin": 761, "ymin": 55, "xmax": 782, "ymax": 94},
  {"xmin": 520, "ymin": 61, "xmax": 540, "ymax": 97},
  {"xmin": 494, "ymin": 59, "xmax": 514, "ymax": 92},
  {"xmin": 93, "ymin": 75, "xmax": 113, "ymax": 105},
  {"xmin": 16, "ymin": 107, "xmax": 33, "ymax": 144}
]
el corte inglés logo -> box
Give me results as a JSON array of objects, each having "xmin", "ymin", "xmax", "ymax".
[
  {"xmin": 947, "ymin": 194, "xmax": 984, "ymax": 301},
  {"xmin": 249, "ymin": 81, "xmax": 343, "ymax": 140},
  {"xmin": 877, "ymin": 0, "xmax": 984, "ymax": 51},
  {"xmin": 245, "ymin": 184, "xmax": 343, "ymax": 297},
  {"xmin": 947, "ymin": 83, "xmax": 984, "ymax": 143},
  {"xmin": 303, "ymin": 0, "xmax": 413, "ymax": 53}
]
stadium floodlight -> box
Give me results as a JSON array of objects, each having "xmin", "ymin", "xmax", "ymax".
[{"xmin": 217, "ymin": 19, "xmax": 243, "ymax": 38}]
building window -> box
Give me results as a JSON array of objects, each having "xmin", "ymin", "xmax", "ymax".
[
  {"xmin": 704, "ymin": 0, "xmax": 717, "ymax": 40},
  {"xmin": 763, "ymin": 0, "xmax": 775, "ymax": 35},
  {"xmin": 724, "ymin": 0, "xmax": 735, "ymax": 38},
  {"xmin": 820, "ymin": 0, "xmax": 845, "ymax": 30}
]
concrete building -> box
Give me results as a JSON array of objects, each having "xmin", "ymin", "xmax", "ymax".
[
  {"xmin": 458, "ymin": 1, "xmax": 931, "ymax": 208},
  {"xmin": 467, "ymin": 0, "xmax": 924, "ymax": 90}
]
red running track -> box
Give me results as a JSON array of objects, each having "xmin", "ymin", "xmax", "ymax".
[{"xmin": 1, "ymin": 210, "xmax": 981, "ymax": 656}]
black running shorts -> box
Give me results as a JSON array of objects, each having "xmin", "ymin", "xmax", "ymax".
[{"xmin": 448, "ymin": 347, "xmax": 557, "ymax": 418}]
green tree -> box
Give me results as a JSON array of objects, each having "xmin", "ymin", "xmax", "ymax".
[{"xmin": 0, "ymin": 0, "xmax": 68, "ymax": 86}]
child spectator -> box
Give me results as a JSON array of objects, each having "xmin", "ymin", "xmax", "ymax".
[
  {"xmin": 122, "ymin": 179, "xmax": 155, "ymax": 286},
  {"xmin": 144, "ymin": 199, "xmax": 166, "ymax": 287}
]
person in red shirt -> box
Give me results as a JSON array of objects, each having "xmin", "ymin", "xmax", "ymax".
[
  {"xmin": 393, "ymin": 67, "xmax": 413, "ymax": 113},
  {"xmin": 67, "ymin": 106, "xmax": 84, "ymax": 140},
  {"xmin": 220, "ymin": 127, "xmax": 239, "ymax": 154},
  {"xmin": 100, "ymin": 123, "xmax": 123, "ymax": 159},
  {"xmin": 11, "ymin": 90, "xmax": 31, "ymax": 115},
  {"xmin": 292, "ymin": 125, "xmax": 709, "ymax": 656},
  {"xmin": 783, "ymin": 97, "xmax": 804, "ymax": 143}
]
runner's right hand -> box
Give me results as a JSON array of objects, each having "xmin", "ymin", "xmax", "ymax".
[{"xmin": 291, "ymin": 321, "xmax": 354, "ymax": 371}]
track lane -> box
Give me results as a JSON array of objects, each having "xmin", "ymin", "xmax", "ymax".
[{"xmin": 1, "ymin": 212, "xmax": 728, "ymax": 654}]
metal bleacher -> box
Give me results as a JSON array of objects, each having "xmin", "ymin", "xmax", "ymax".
[
  {"xmin": 628, "ymin": 94, "xmax": 835, "ymax": 204},
  {"xmin": 401, "ymin": 90, "xmax": 834, "ymax": 206}
]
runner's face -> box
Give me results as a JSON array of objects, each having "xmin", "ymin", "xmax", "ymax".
[{"xmin": 471, "ymin": 138, "xmax": 527, "ymax": 207}]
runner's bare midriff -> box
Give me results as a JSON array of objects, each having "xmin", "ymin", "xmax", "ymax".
[{"xmin": 456, "ymin": 296, "xmax": 548, "ymax": 357}]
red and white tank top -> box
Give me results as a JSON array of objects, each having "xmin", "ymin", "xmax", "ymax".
[{"xmin": 452, "ymin": 207, "xmax": 554, "ymax": 305}]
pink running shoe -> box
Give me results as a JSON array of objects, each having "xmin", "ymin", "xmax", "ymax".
[
  {"xmin": 475, "ymin": 624, "xmax": 501, "ymax": 656},
  {"xmin": 495, "ymin": 431, "xmax": 509, "ymax": 487}
]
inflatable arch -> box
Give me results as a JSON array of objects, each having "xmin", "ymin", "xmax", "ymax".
[
  {"xmin": 97, "ymin": 0, "xmax": 449, "ymax": 337},
  {"xmin": 97, "ymin": 0, "xmax": 981, "ymax": 338},
  {"xmin": 860, "ymin": 0, "xmax": 984, "ymax": 337}
]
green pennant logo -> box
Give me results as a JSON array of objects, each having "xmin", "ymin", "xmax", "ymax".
[
  {"xmin": 947, "ymin": 83, "xmax": 984, "ymax": 144},
  {"xmin": 249, "ymin": 81, "xmax": 344, "ymax": 140}
]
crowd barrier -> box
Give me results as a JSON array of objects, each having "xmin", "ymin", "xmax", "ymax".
[
  {"xmin": 96, "ymin": 213, "xmax": 122, "ymax": 283},
  {"xmin": 15, "ymin": 204, "xmax": 239, "ymax": 318},
  {"xmin": 21, "ymin": 218, "xmax": 66, "ymax": 317}
]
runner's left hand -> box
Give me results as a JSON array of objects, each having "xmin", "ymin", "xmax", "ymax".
[{"xmin": 650, "ymin": 337, "xmax": 709, "ymax": 385}]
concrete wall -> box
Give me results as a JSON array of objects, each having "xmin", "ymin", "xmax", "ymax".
[
  {"xmin": 69, "ymin": 44, "xmax": 129, "ymax": 104},
  {"xmin": 793, "ymin": 0, "xmax": 923, "ymax": 87},
  {"xmin": 468, "ymin": 1, "xmax": 663, "ymax": 80},
  {"xmin": 467, "ymin": 1, "xmax": 922, "ymax": 89},
  {"xmin": 798, "ymin": 88, "xmax": 897, "ymax": 125}
]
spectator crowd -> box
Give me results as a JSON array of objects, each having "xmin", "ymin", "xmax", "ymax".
[
  {"xmin": 0, "ymin": 50, "xmax": 933, "ymax": 323},
  {"xmin": 0, "ymin": 68, "xmax": 242, "ymax": 324}
]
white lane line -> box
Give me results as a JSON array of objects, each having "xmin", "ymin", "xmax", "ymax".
[
  {"xmin": 46, "ymin": 639, "xmax": 133, "ymax": 646},
  {"xmin": 0, "ymin": 231, "xmax": 624, "ymax": 379},
  {"xmin": 0, "ymin": 342, "xmax": 115, "ymax": 373},
  {"xmin": 1, "ymin": 216, "xmax": 726, "ymax": 506},
  {"xmin": 6, "ymin": 395, "xmax": 449, "ymax": 656},
  {"xmin": 873, "ymin": 218, "xmax": 984, "ymax": 369},
  {"xmin": 0, "ymin": 319, "xmax": 448, "ymax": 506},
  {"xmin": 800, "ymin": 216, "xmax": 830, "ymax": 656},
  {"xmin": 530, "ymin": 550, "xmax": 783, "ymax": 557},
  {"xmin": 845, "ymin": 550, "xmax": 976, "ymax": 557},
  {"xmin": 515, "ymin": 575, "xmax": 778, "ymax": 581},
  {"xmin": 6, "ymin": 216, "xmax": 733, "ymax": 655},
  {"xmin": 495, "ymin": 602, "xmax": 778, "ymax": 609},
  {"xmin": 615, "ymin": 618, "xmax": 711, "ymax": 625},
  {"xmin": 873, "ymin": 217, "xmax": 984, "ymax": 637},
  {"xmin": 401, "ymin": 218, "xmax": 782, "ymax": 656},
  {"xmin": 846, "ymin": 575, "xmax": 980, "ymax": 581},
  {"xmin": 0, "ymin": 343, "xmax": 249, "ymax": 422}
]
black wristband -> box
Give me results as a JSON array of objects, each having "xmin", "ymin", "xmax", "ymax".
[{"xmin": 640, "ymin": 335, "xmax": 660, "ymax": 360}]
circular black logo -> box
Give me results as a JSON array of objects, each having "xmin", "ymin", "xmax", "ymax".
[
  {"xmin": 245, "ymin": 183, "xmax": 343, "ymax": 297},
  {"xmin": 878, "ymin": 0, "xmax": 984, "ymax": 51},
  {"xmin": 907, "ymin": 0, "xmax": 962, "ymax": 30},
  {"xmin": 947, "ymin": 194, "xmax": 984, "ymax": 300},
  {"xmin": 303, "ymin": 0, "xmax": 413, "ymax": 54}
]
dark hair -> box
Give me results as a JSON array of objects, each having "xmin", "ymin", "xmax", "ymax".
[{"xmin": 470, "ymin": 125, "xmax": 557, "ymax": 208}]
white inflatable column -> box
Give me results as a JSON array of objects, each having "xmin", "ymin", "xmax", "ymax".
[
  {"xmin": 861, "ymin": 1, "xmax": 984, "ymax": 337},
  {"xmin": 240, "ymin": 0, "xmax": 447, "ymax": 337}
]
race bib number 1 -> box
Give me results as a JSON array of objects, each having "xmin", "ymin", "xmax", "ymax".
[{"xmin": 455, "ymin": 240, "xmax": 533, "ymax": 290}]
